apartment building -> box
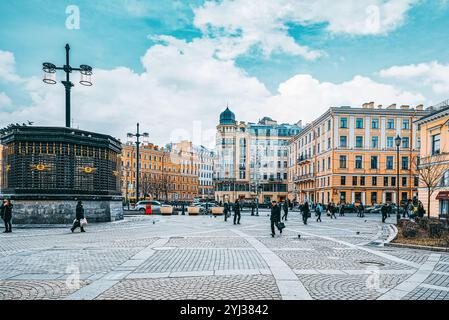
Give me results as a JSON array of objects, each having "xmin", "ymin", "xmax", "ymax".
[
  {"xmin": 121, "ymin": 141, "xmax": 198, "ymax": 202},
  {"xmin": 415, "ymin": 100, "xmax": 449, "ymax": 217},
  {"xmin": 215, "ymin": 107, "xmax": 301, "ymax": 204},
  {"xmin": 289, "ymin": 102, "xmax": 429, "ymax": 205},
  {"xmin": 194, "ymin": 145, "xmax": 215, "ymax": 200}
]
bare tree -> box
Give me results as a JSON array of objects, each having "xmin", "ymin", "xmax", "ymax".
[{"xmin": 414, "ymin": 154, "xmax": 449, "ymax": 218}]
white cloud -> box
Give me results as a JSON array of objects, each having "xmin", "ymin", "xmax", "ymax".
[
  {"xmin": 263, "ymin": 74, "xmax": 425, "ymax": 124},
  {"xmin": 0, "ymin": 92, "xmax": 12, "ymax": 108},
  {"xmin": 379, "ymin": 61, "xmax": 449, "ymax": 94},
  {"xmin": 0, "ymin": 50, "xmax": 22, "ymax": 83},
  {"xmin": 193, "ymin": 0, "xmax": 416, "ymax": 60}
]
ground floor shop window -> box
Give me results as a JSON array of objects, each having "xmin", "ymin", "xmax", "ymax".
[{"xmin": 441, "ymin": 200, "xmax": 449, "ymax": 215}]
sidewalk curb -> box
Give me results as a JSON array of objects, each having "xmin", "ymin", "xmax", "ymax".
[{"xmin": 385, "ymin": 242, "xmax": 449, "ymax": 252}]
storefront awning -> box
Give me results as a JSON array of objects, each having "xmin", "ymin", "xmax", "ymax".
[{"xmin": 436, "ymin": 191, "xmax": 449, "ymax": 200}]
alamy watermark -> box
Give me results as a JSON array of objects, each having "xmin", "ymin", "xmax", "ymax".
[{"xmin": 66, "ymin": 5, "xmax": 80, "ymax": 30}]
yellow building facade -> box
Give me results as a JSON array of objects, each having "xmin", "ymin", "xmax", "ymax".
[
  {"xmin": 289, "ymin": 103, "xmax": 429, "ymax": 205},
  {"xmin": 415, "ymin": 102, "xmax": 449, "ymax": 217}
]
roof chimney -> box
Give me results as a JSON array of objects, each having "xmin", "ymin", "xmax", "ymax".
[
  {"xmin": 415, "ymin": 104, "xmax": 423, "ymax": 111},
  {"xmin": 387, "ymin": 104, "xmax": 397, "ymax": 110},
  {"xmin": 377, "ymin": 105, "xmax": 383, "ymax": 109},
  {"xmin": 362, "ymin": 103, "xmax": 369, "ymax": 109},
  {"xmin": 400, "ymin": 105, "xmax": 410, "ymax": 110},
  {"xmin": 368, "ymin": 102, "xmax": 375, "ymax": 109}
]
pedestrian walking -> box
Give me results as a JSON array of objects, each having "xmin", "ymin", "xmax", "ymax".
[
  {"xmin": 316, "ymin": 203, "xmax": 322, "ymax": 222},
  {"xmin": 417, "ymin": 201, "xmax": 425, "ymax": 218},
  {"xmin": 1, "ymin": 199, "xmax": 13, "ymax": 233},
  {"xmin": 358, "ymin": 203, "xmax": 365, "ymax": 218},
  {"xmin": 282, "ymin": 200, "xmax": 289, "ymax": 221},
  {"xmin": 181, "ymin": 202, "xmax": 185, "ymax": 215},
  {"xmin": 251, "ymin": 201, "xmax": 255, "ymax": 216},
  {"xmin": 224, "ymin": 202, "xmax": 229, "ymax": 222},
  {"xmin": 407, "ymin": 200, "xmax": 414, "ymax": 218},
  {"xmin": 233, "ymin": 199, "xmax": 241, "ymax": 225},
  {"xmin": 302, "ymin": 201, "xmax": 310, "ymax": 225},
  {"xmin": 381, "ymin": 203, "xmax": 388, "ymax": 223},
  {"xmin": 71, "ymin": 201, "xmax": 86, "ymax": 233},
  {"xmin": 339, "ymin": 203, "xmax": 345, "ymax": 216},
  {"xmin": 270, "ymin": 200, "xmax": 282, "ymax": 237}
]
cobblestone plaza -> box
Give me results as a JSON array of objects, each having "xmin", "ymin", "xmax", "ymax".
[{"xmin": 0, "ymin": 211, "xmax": 448, "ymax": 300}]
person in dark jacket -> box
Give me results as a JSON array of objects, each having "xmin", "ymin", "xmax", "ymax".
[
  {"xmin": 71, "ymin": 201, "xmax": 86, "ymax": 233},
  {"xmin": 224, "ymin": 202, "xmax": 229, "ymax": 222},
  {"xmin": 339, "ymin": 203, "xmax": 345, "ymax": 216},
  {"xmin": 282, "ymin": 200, "xmax": 289, "ymax": 221},
  {"xmin": 251, "ymin": 201, "xmax": 255, "ymax": 216},
  {"xmin": 1, "ymin": 199, "xmax": 13, "ymax": 233},
  {"xmin": 417, "ymin": 201, "xmax": 425, "ymax": 218},
  {"xmin": 381, "ymin": 203, "xmax": 388, "ymax": 223},
  {"xmin": 270, "ymin": 200, "xmax": 281, "ymax": 237},
  {"xmin": 233, "ymin": 199, "xmax": 241, "ymax": 225},
  {"xmin": 302, "ymin": 201, "xmax": 310, "ymax": 225},
  {"xmin": 316, "ymin": 203, "xmax": 322, "ymax": 222}
]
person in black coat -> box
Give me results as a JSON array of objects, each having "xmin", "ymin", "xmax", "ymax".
[
  {"xmin": 302, "ymin": 201, "xmax": 310, "ymax": 225},
  {"xmin": 1, "ymin": 199, "xmax": 13, "ymax": 233},
  {"xmin": 270, "ymin": 200, "xmax": 281, "ymax": 237},
  {"xmin": 282, "ymin": 200, "xmax": 289, "ymax": 221},
  {"xmin": 381, "ymin": 203, "xmax": 388, "ymax": 223},
  {"xmin": 71, "ymin": 201, "xmax": 86, "ymax": 233},
  {"xmin": 233, "ymin": 199, "xmax": 241, "ymax": 225},
  {"xmin": 224, "ymin": 202, "xmax": 229, "ymax": 222}
]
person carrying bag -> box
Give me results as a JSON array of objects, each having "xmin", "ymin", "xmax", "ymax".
[{"xmin": 71, "ymin": 201, "xmax": 86, "ymax": 233}]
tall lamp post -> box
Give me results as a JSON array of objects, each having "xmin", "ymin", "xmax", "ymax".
[
  {"xmin": 42, "ymin": 44, "xmax": 93, "ymax": 127},
  {"xmin": 127, "ymin": 123, "xmax": 149, "ymax": 202},
  {"xmin": 395, "ymin": 135, "xmax": 402, "ymax": 223}
]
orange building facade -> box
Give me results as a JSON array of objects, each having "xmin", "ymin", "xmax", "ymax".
[
  {"xmin": 288, "ymin": 103, "xmax": 429, "ymax": 206},
  {"xmin": 121, "ymin": 141, "xmax": 199, "ymax": 202},
  {"xmin": 415, "ymin": 102, "xmax": 449, "ymax": 217}
]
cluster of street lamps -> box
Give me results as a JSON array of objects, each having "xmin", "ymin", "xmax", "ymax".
[
  {"xmin": 42, "ymin": 44, "xmax": 93, "ymax": 128},
  {"xmin": 127, "ymin": 123, "xmax": 149, "ymax": 202}
]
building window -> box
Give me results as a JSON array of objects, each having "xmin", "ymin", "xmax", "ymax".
[
  {"xmin": 340, "ymin": 117, "xmax": 348, "ymax": 128},
  {"xmin": 328, "ymin": 119, "xmax": 331, "ymax": 131},
  {"xmin": 355, "ymin": 192, "xmax": 362, "ymax": 203},
  {"xmin": 371, "ymin": 156, "xmax": 378, "ymax": 169},
  {"xmin": 371, "ymin": 136, "xmax": 379, "ymax": 149},
  {"xmin": 402, "ymin": 137, "xmax": 409, "ymax": 149},
  {"xmin": 402, "ymin": 156, "xmax": 409, "ymax": 170},
  {"xmin": 391, "ymin": 176, "xmax": 396, "ymax": 187},
  {"xmin": 432, "ymin": 134, "xmax": 441, "ymax": 155},
  {"xmin": 387, "ymin": 137, "xmax": 394, "ymax": 149},
  {"xmin": 356, "ymin": 118, "xmax": 364, "ymax": 129},
  {"xmin": 360, "ymin": 176, "xmax": 365, "ymax": 186},
  {"xmin": 372, "ymin": 119, "xmax": 379, "ymax": 129},
  {"xmin": 387, "ymin": 119, "xmax": 395, "ymax": 130},
  {"xmin": 341, "ymin": 176, "xmax": 346, "ymax": 185},
  {"xmin": 414, "ymin": 176, "xmax": 419, "ymax": 187},
  {"xmin": 386, "ymin": 156, "xmax": 394, "ymax": 170},
  {"xmin": 355, "ymin": 136, "xmax": 363, "ymax": 148},
  {"xmin": 340, "ymin": 155, "xmax": 347, "ymax": 169},
  {"xmin": 352, "ymin": 176, "xmax": 358, "ymax": 186},
  {"xmin": 372, "ymin": 177, "xmax": 377, "ymax": 186},
  {"xmin": 441, "ymin": 170, "xmax": 449, "ymax": 187},
  {"xmin": 386, "ymin": 192, "xmax": 393, "ymax": 203},
  {"xmin": 340, "ymin": 136, "xmax": 347, "ymax": 148},
  {"xmin": 355, "ymin": 156, "xmax": 363, "ymax": 169},
  {"xmin": 402, "ymin": 177, "xmax": 407, "ymax": 187},
  {"xmin": 371, "ymin": 192, "xmax": 378, "ymax": 204},
  {"xmin": 327, "ymin": 138, "xmax": 331, "ymax": 150},
  {"xmin": 402, "ymin": 120, "xmax": 410, "ymax": 130},
  {"xmin": 384, "ymin": 176, "xmax": 389, "ymax": 186}
]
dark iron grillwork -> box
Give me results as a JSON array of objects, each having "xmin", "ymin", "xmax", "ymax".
[{"xmin": 1, "ymin": 126, "xmax": 121, "ymax": 196}]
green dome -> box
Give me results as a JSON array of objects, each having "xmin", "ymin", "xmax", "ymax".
[{"xmin": 219, "ymin": 107, "xmax": 236, "ymax": 125}]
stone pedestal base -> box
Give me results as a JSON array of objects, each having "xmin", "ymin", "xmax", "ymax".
[{"xmin": 7, "ymin": 197, "xmax": 123, "ymax": 224}]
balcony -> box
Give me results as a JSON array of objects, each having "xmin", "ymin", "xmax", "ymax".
[
  {"xmin": 294, "ymin": 173, "xmax": 314, "ymax": 183},
  {"xmin": 297, "ymin": 155, "xmax": 312, "ymax": 164}
]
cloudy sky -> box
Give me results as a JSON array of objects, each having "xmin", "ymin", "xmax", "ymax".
[{"xmin": 1, "ymin": 0, "xmax": 449, "ymax": 148}]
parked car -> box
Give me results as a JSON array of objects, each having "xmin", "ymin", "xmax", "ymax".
[
  {"xmin": 192, "ymin": 202, "xmax": 218, "ymax": 214},
  {"xmin": 134, "ymin": 200, "xmax": 161, "ymax": 213}
]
